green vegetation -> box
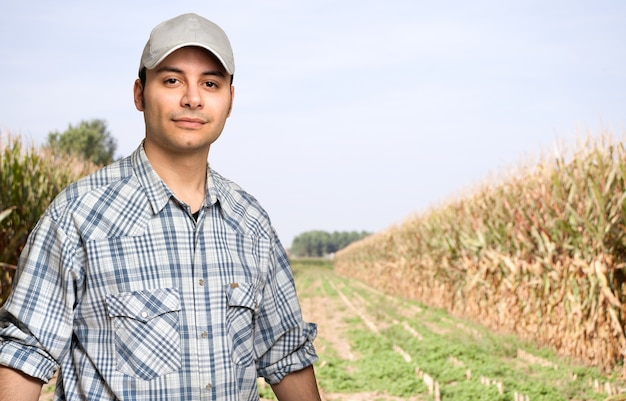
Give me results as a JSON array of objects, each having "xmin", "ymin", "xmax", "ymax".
[
  {"xmin": 292, "ymin": 261, "xmax": 624, "ymax": 400},
  {"xmin": 257, "ymin": 380, "xmax": 277, "ymax": 400},
  {"xmin": 0, "ymin": 133, "xmax": 96, "ymax": 305},
  {"xmin": 45, "ymin": 119, "xmax": 118, "ymax": 166},
  {"xmin": 290, "ymin": 230, "xmax": 370, "ymax": 257}
]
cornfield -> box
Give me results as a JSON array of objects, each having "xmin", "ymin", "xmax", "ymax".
[
  {"xmin": 335, "ymin": 130, "xmax": 626, "ymax": 374},
  {"xmin": 0, "ymin": 133, "xmax": 96, "ymax": 305}
]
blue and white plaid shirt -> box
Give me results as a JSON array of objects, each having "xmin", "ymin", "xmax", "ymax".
[{"xmin": 0, "ymin": 144, "xmax": 317, "ymax": 400}]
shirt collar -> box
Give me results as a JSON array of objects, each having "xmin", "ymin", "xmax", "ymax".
[
  {"xmin": 132, "ymin": 143, "xmax": 220, "ymax": 215},
  {"xmin": 205, "ymin": 169, "xmax": 219, "ymax": 207}
]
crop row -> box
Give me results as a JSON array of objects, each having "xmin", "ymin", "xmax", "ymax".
[{"xmin": 335, "ymin": 130, "xmax": 626, "ymax": 375}]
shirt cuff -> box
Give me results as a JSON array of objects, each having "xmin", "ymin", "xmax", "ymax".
[
  {"xmin": 0, "ymin": 340, "xmax": 58, "ymax": 383},
  {"xmin": 258, "ymin": 322, "xmax": 319, "ymax": 384}
]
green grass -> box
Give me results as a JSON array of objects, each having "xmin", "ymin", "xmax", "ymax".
[{"xmin": 292, "ymin": 260, "xmax": 624, "ymax": 400}]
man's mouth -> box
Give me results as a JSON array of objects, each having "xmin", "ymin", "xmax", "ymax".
[{"xmin": 174, "ymin": 117, "xmax": 207, "ymax": 128}]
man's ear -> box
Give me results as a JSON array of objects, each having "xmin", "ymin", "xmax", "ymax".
[
  {"xmin": 227, "ymin": 85, "xmax": 235, "ymax": 117},
  {"xmin": 133, "ymin": 79, "xmax": 145, "ymax": 111}
]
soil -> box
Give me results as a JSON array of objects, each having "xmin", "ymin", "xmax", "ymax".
[{"xmin": 298, "ymin": 274, "xmax": 426, "ymax": 401}]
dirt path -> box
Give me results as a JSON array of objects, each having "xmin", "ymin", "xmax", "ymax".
[
  {"xmin": 294, "ymin": 262, "xmax": 626, "ymax": 401},
  {"xmin": 297, "ymin": 265, "xmax": 427, "ymax": 401}
]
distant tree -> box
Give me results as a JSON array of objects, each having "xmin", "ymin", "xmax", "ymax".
[
  {"xmin": 290, "ymin": 230, "xmax": 370, "ymax": 257},
  {"xmin": 45, "ymin": 119, "xmax": 117, "ymax": 165}
]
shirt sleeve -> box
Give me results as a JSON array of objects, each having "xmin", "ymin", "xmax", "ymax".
[
  {"xmin": 0, "ymin": 214, "xmax": 79, "ymax": 382},
  {"xmin": 254, "ymin": 230, "xmax": 318, "ymax": 384}
]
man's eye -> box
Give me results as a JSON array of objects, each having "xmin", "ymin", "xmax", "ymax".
[
  {"xmin": 165, "ymin": 78, "xmax": 179, "ymax": 85},
  {"xmin": 204, "ymin": 82, "xmax": 217, "ymax": 88}
]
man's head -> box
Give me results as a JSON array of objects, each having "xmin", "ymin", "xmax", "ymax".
[
  {"xmin": 138, "ymin": 13, "xmax": 235, "ymax": 86},
  {"xmin": 134, "ymin": 14, "xmax": 236, "ymax": 157}
]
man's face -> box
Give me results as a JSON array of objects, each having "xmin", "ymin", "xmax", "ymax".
[{"xmin": 134, "ymin": 46, "xmax": 234, "ymax": 156}]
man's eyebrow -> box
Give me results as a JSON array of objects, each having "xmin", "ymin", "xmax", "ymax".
[
  {"xmin": 202, "ymin": 70, "xmax": 226, "ymax": 78},
  {"xmin": 155, "ymin": 66, "xmax": 184, "ymax": 75},
  {"xmin": 155, "ymin": 66, "xmax": 226, "ymax": 78}
]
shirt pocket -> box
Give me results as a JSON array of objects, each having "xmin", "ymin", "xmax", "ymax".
[
  {"xmin": 225, "ymin": 282, "xmax": 259, "ymax": 366},
  {"xmin": 106, "ymin": 287, "xmax": 182, "ymax": 380}
]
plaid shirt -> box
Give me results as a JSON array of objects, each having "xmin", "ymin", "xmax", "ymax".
[{"xmin": 0, "ymin": 144, "xmax": 317, "ymax": 400}]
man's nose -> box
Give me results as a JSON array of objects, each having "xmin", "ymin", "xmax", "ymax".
[{"xmin": 182, "ymin": 85, "xmax": 203, "ymax": 109}]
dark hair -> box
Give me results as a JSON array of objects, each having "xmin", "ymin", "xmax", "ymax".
[
  {"xmin": 139, "ymin": 67, "xmax": 147, "ymax": 87},
  {"xmin": 138, "ymin": 67, "xmax": 234, "ymax": 87}
]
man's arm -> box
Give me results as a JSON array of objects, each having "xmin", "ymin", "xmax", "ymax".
[
  {"xmin": 270, "ymin": 365, "xmax": 321, "ymax": 401},
  {"xmin": 0, "ymin": 366, "xmax": 43, "ymax": 401}
]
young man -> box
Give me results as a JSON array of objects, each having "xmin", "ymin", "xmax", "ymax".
[{"xmin": 0, "ymin": 13, "xmax": 321, "ymax": 401}]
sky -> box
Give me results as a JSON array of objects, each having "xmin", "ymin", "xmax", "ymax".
[{"xmin": 1, "ymin": 1, "xmax": 625, "ymax": 247}]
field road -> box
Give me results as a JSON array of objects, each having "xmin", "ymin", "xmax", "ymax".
[{"xmin": 289, "ymin": 260, "xmax": 625, "ymax": 401}]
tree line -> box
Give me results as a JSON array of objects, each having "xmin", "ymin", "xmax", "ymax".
[
  {"xmin": 45, "ymin": 119, "xmax": 118, "ymax": 165},
  {"xmin": 289, "ymin": 230, "xmax": 371, "ymax": 258}
]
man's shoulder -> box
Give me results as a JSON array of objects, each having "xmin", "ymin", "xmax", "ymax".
[
  {"xmin": 210, "ymin": 169, "xmax": 273, "ymax": 238},
  {"xmin": 47, "ymin": 156, "xmax": 135, "ymax": 218}
]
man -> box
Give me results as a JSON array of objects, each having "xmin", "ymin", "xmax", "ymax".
[{"xmin": 0, "ymin": 13, "xmax": 321, "ymax": 401}]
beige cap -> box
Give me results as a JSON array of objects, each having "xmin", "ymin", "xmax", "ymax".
[{"xmin": 139, "ymin": 13, "xmax": 235, "ymax": 75}]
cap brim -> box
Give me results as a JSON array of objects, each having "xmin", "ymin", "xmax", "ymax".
[{"xmin": 143, "ymin": 42, "xmax": 234, "ymax": 75}]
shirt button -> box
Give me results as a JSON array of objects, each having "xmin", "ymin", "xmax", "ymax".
[
  {"xmin": 201, "ymin": 331, "xmax": 208, "ymax": 339},
  {"xmin": 198, "ymin": 279, "xmax": 205, "ymax": 286},
  {"xmin": 205, "ymin": 383, "xmax": 212, "ymax": 391},
  {"xmin": 141, "ymin": 312, "xmax": 148, "ymax": 318}
]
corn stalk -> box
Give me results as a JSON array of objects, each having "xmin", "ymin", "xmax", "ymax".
[
  {"xmin": 335, "ymin": 130, "xmax": 626, "ymax": 373},
  {"xmin": 0, "ymin": 132, "xmax": 96, "ymax": 305}
]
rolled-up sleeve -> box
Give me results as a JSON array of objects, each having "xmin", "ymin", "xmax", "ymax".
[
  {"xmin": 0, "ymin": 214, "xmax": 78, "ymax": 382},
  {"xmin": 254, "ymin": 232, "xmax": 318, "ymax": 384}
]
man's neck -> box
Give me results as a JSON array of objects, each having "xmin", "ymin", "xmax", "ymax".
[{"xmin": 144, "ymin": 143, "xmax": 209, "ymax": 212}]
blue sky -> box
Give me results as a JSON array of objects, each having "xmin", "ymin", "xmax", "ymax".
[{"xmin": 1, "ymin": 1, "xmax": 625, "ymax": 247}]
